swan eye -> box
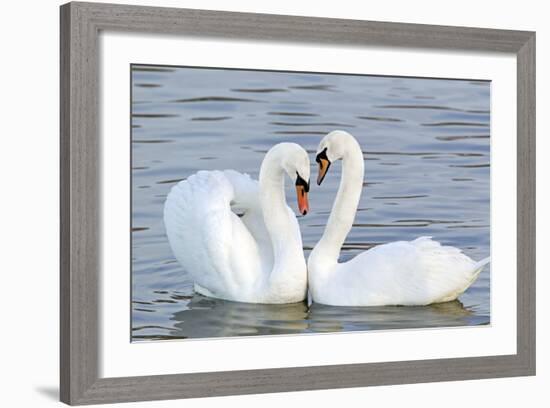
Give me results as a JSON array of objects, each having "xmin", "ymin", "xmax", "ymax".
[
  {"xmin": 295, "ymin": 172, "xmax": 310, "ymax": 192},
  {"xmin": 316, "ymin": 147, "xmax": 329, "ymax": 164}
]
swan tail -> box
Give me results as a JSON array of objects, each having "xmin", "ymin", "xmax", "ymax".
[
  {"xmin": 466, "ymin": 256, "xmax": 490, "ymax": 281},
  {"xmin": 439, "ymin": 256, "xmax": 490, "ymax": 303},
  {"xmin": 475, "ymin": 256, "xmax": 491, "ymax": 270},
  {"xmin": 409, "ymin": 237, "xmax": 488, "ymax": 303},
  {"xmin": 467, "ymin": 256, "xmax": 490, "ymax": 284}
]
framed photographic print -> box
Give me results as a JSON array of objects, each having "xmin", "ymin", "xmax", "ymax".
[{"xmin": 60, "ymin": 1, "xmax": 535, "ymax": 405}]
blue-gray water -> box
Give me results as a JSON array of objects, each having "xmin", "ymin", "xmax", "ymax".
[{"xmin": 131, "ymin": 65, "xmax": 490, "ymax": 341}]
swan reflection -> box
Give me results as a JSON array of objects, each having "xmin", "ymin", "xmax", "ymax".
[
  {"xmin": 165, "ymin": 294, "xmax": 486, "ymax": 340},
  {"xmin": 307, "ymin": 300, "xmax": 479, "ymax": 333},
  {"xmin": 170, "ymin": 295, "xmax": 309, "ymax": 339}
]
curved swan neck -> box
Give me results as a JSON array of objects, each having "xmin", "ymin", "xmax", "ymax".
[
  {"xmin": 259, "ymin": 147, "xmax": 303, "ymax": 276},
  {"xmin": 312, "ymin": 137, "xmax": 364, "ymax": 265}
]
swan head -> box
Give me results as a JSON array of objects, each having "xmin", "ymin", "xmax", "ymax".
[
  {"xmin": 315, "ymin": 130, "xmax": 357, "ymax": 185},
  {"xmin": 263, "ymin": 143, "xmax": 311, "ymax": 216}
]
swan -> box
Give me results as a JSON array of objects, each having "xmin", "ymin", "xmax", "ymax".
[
  {"xmin": 163, "ymin": 143, "xmax": 311, "ymax": 304},
  {"xmin": 308, "ymin": 130, "xmax": 490, "ymax": 306}
]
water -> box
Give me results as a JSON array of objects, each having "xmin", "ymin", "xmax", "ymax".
[{"xmin": 131, "ymin": 65, "xmax": 490, "ymax": 341}]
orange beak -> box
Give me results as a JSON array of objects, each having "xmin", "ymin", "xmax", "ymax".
[
  {"xmin": 317, "ymin": 158, "xmax": 330, "ymax": 185},
  {"xmin": 296, "ymin": 185, "xmax": 309, "ymax": 216}
]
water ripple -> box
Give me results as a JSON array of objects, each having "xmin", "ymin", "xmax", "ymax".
[
  {"xmin": 231, "ymin": 88, "xmax": 287, "ymax": 93},
  {"xmin": 289, "ymin": 84, "xmax": 336, "ymax": 91},
  {"xmin": 422, "ymin": 122, "xmax": 489, "ymax": 127},
  {"xmin": 132, "ymin": 113, "xmax": 178, "ymax": 118},
  {"xmin": 270, "ymin": 121, "xmax": 355, "ymax": 127},
  {"xmin": 376, "ymin": 104, "xmax": 489, "ymax": 114},
  {"xmin": 156, "ymin": 178, "xmax": 186, "ymax": 185},
  {"xmin": 268, "ymin": 112, "xmax": 319, "ymax": 117},
  {"xmin": 132, "ymin": 139, "xmax": 173, "ymax": 144},
  {"xmin": 357, "ymin": 116, "xmax": 404, "ymax": 122},
  {"xmin": 436, "ymin": 135, "xmax": 489, "ymax": 141},
  {"xmin": 274, "ymin": 131, "xmax": 327, "ymax": 135},
  {"xmin": 191, "ymin": 116, "xmax": 232, "ymax": 121},
  {"xmin": 449, "ymin": 163, "xmax": 490, "ymax": 168},
  {"xmin": 135, "ymin": 83, "xmax": 162, "ymax": 88},
  {"xmin": 172, "ymin": 96, "xmax": 261, "ymax": 103}
]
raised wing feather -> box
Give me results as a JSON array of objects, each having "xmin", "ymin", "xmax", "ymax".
[{"xmin": 163, "ymin": 170, "xmax": 267, "ymax": 300}]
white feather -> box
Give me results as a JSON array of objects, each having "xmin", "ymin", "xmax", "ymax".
[
  {"xmin": 164, "ymin": 144, "xmax": 309, "ymax": 304},
  {"xmin": 309, "ymin": 131, "xmax": 490, "ymax": 306}
]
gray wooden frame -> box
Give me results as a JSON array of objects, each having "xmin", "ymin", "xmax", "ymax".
[{"xmin": 60, "ymin": 1, "xmax": 536, "ymax": 405}]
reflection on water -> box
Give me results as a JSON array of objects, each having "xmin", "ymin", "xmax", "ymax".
[
  {"xmin": 131, "ymin": 65, "xmax": 490, "ymax": 341},
  {"xmin": 133, "ymin": 294, "xmax": 484, "ymax": 341}
]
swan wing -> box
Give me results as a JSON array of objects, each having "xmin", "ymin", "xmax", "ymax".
[
  {"xmin": 163, "ymin": 170, "xmax": 267, "ymax": 301},
  {"xmin": 327, "ymin": 237, "xmax": 488, "ymax": 306},
  {"xmin": 222, "ymin": 170, "xmax": 274, "ymax": 269}
]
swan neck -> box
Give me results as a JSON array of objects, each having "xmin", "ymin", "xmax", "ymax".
[
  {"xmin": 312, "ymin": 141, "xmax": 364, "ymax": 264},
  {"xmin": 259, "ymin": 152, "xmax": 303, "ymax": 278}
]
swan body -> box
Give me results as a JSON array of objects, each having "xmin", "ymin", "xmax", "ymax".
[
  {"xmin": 308, "ymin": 130, "xmax": 490, "ymax": 306},
  {"xmin": 164, "ymin": 143, "xmax": 310, "ymax": 304}
]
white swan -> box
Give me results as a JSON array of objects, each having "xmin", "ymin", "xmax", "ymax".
[
  {"xmin": 308, "ymin": 130, "xmax": 490, "ymax": 306},
  {"xmin": 164, "ymin": 143, "xmax": 311, "ymax": 304}
]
